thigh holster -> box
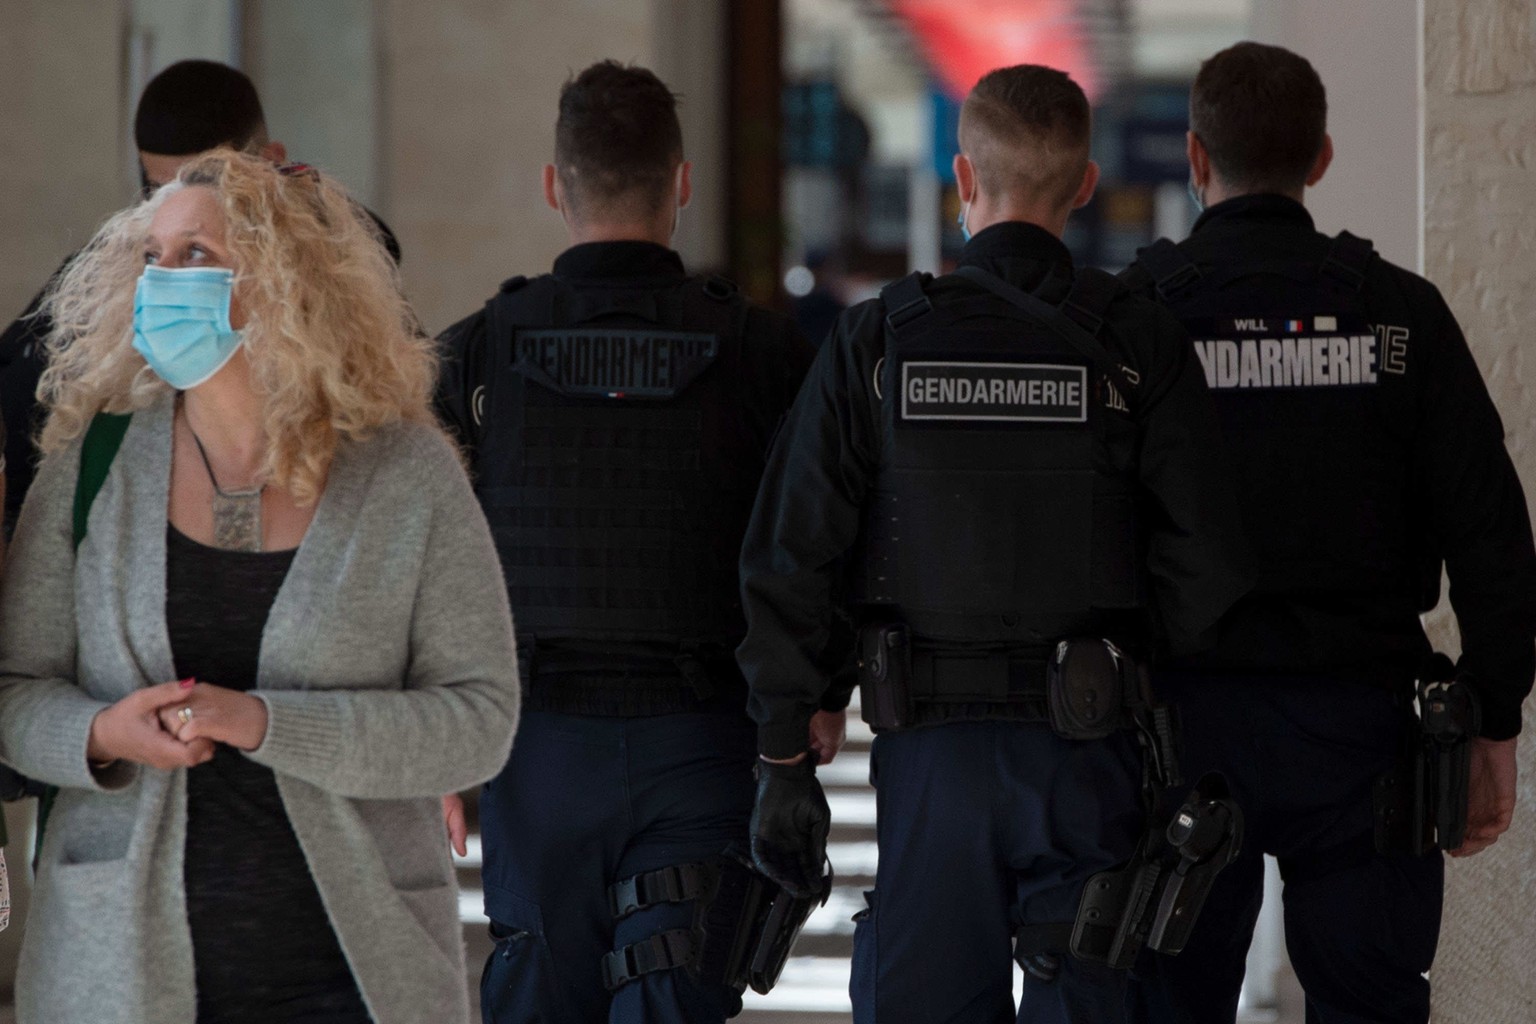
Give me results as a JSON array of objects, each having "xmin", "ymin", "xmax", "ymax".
[
  {"xmin": 1374, "ymin": 657, "xmax": 1481, "ymax": 856},
  {"xmin": 1014, "ymin": 772, "xmax": 1244, "ymax": 976},
  {"xmin": 601, "ymin": 855, "xmax": 829, "ymax": 996}
]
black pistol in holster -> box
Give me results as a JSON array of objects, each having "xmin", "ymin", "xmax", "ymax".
[
  {"xmin": 1047, "ymin": 773, "xmax": 1243, "ymax": 972},
  {"xmin": 1373, "ymin": 653, "xmax": 1481, "ymax": 855},
  {"xmin": 1014, "ymin": 643, "xmax": 1239, "ymax": 978}
]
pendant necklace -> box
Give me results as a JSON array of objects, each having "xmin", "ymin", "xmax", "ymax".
[{"xmin": 188, "ymin": 426, "xmax": 265, "ymax": 552}]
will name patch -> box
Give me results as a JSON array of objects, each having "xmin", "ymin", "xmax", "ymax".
[
  {"xmin": 513, "ymin": 329, "xmax": 717, "ymax": 398},
  {"xmin": 900, "ymin": 361, "xmax": 1087, "ymax": 422}
]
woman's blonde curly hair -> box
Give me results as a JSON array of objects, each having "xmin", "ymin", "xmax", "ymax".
[{"xmin": 37, "ymin": 148, "xmax": 435, "ymax": 505}]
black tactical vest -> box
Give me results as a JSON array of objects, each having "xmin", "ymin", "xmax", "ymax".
[
  {"xmin": 1126, "ymin": 233, "xmax": 1435, "ymax": 608},
  {"xmin": 855, "ymin": 268, "xmax": 1146, "ymax": 646},
  {"xmin": 471, "ymin": 274, "xmax": 758, "ymax": 649}
]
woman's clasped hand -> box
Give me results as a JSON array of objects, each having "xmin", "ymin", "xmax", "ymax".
[{"xmin": 85, "ymin": 677, "xmax": 272, "ymax": 770}]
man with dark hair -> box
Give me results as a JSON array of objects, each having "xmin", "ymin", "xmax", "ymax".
[
  {"xmin": 436, "ymin": 60, "xmax": 817, "ymax": 1024},
  {"xmin": 740, "ymin": 63, "xmax": 1252, "ymax": 1023},
  {"xmin": 0, "ymin": 59, "xmax": 399, "ymax": 533},
  {"xmin": 1122, "ymin": 41, "xmax": 1536, "ymax": 1024},
  {"xmin": 133, "ymin": 58, "xmax": 279, "ymax": 192}
]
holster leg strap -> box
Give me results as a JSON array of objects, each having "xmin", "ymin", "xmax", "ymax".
[
  {"xmin": 1013, "ymin": 922, "xmax": 1073, "ymax": 982},
  {"xmin": 608, "ymin": 862, "xmax": 717, "ymax": 919},
  {"xmin": 601, "ymin": 929, "xmax": 698, "ymax": 991}
]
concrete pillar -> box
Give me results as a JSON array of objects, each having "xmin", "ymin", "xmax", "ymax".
[
  {"xmin": 1421, "ymin": 2, "xmax": 1536, "ymax": 1019},
  {"xmin": 243, "ymin": 0, "xmax": 380, "ymax": 207}
]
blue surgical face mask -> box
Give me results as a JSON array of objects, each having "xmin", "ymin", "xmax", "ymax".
[
  {"xmin": 958, "ymin": 203, "xmax": 973, "ymax": 243},
  {"xmin": 132, "ymin": 266, "xmax": 244, "ymax": 390}
]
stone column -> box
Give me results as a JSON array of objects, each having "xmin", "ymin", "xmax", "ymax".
[{"xmin": 1422, "ymin": 1, "xmax": 1536, "ymax": 1020}]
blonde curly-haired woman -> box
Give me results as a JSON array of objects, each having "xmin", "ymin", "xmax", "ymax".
[{"xmin": 0, "ymin": 150, "xmax": 519, "ymax": 1024}]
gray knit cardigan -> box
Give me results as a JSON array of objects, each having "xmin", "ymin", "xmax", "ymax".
[{"xmin": 0, "ymin": 395, "xmax": 520, "ymax": 1024}]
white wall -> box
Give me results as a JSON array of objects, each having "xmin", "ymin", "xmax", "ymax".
[
  {"xmin": 0, "ymin": 1, "xmax": 125, "ymax": 320},
  {"xmin": 1249, "ymin": 0, "xmax": 1423, "ymax": 272},
  {"xmin": 244, "ymin": 0, "xmax": 379, "ymax": 207}
]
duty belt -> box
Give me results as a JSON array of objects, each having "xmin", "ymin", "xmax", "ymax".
[{"xmin": 910, "ymin": 649, "xmax": 1050, "ymax": 705}]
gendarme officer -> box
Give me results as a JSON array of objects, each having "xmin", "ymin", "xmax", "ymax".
[
  {"xmin": 738, "ymin": 65, "xmax": 1253, "ymax": 1023},
  {"xmin": 436, "ymin": 61, "xmax": 815, "ymax": 1024},
  {"xmin": 1122, "ymin": 42, "xmax": 1536, "ymax": 1024}
]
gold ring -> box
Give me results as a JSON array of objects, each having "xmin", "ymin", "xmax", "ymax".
[{"xmin": 177, "ymin": 707, "xmax": 194, "ymax": 725}]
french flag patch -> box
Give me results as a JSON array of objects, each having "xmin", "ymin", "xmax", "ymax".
[{"xmin": 1284, "ymin": 318, "xmax": 1305, "ymax": 332}]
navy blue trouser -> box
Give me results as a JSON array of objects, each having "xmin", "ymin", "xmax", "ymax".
[
  {"xmin": 1128, "ymin": 675, "xmax": 1443, "ymax": 1024},
  {"xmin": 851, "ymin": 720, "xmax": 1146, "ymax": 1024},
  {"xmin": 478, "ymin": 710, "xmax": 756, "ymax": 1024}
]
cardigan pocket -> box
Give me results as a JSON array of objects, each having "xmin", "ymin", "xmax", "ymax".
[
  {"xmin": 30, "ymin": 858, "xmax": 130, "ymax": 960},
  {"xmin": 20, "ymin": 859, "xmax": 133, "ymax": 1022}
]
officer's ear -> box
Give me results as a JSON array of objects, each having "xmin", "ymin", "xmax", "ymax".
[
  {"xmin": 1305, "ymin": 134, "xmax": 1334, "ymax": 188},
  {"xmin": 954, "ymin": 152, "xmax": 978, "ymax": 205},
  {"xmin": 543, "ymin": 164, "xmax": 562, "ymax": 213},
  {"xmin": 1071, "ymin": 160, "xmax": 1100, "ymax": 211},
  {"xmin": 1187, "ymin": 131, "xmax": 1212, "ymax": 190},
  {"xmin": 676, "ymin": 161, "xmax": 693, "ymax": 211}
]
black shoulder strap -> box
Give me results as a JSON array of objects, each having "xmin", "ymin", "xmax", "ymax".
[
  {"xmin": 1059, "ymin": 267, "xmax": 1123, "ymax": 338},
  {"xmin": 1320, "ymin": 231, "xmax": 1375, "ymax": 292},
  {"xmin": 73, "ymin": 411, "xmax": 131, "ymax": 549},
  {"xmin": 950, "ymin": 265, "xmax": 1138, "ymax": 410},
  {"xmin": 484, "ymin": 274, "xmax": 554, "ymax": 342},
  {"xmin": 1135, "ymin": 238, "xmax": 1202, "ymax": 300},
  {"xmin": 879, "ymin": 272, "xmax": 934, "ymax": 335}
]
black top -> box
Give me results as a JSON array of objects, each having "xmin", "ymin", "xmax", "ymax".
[
  {"xmin": 1124, "ymin": 194, "xmax": 1536, "ymax": 739},
  {"xmin": 737, "ymin": 221, "xmax": 1256, "ymax": 758},
  {"xmin": 165, "ymin": 525, "xmax": 369, "ymax": 1024},
  {"xmin": 436, "ymin": 240, "xmax": 816, "ymax": 718}
]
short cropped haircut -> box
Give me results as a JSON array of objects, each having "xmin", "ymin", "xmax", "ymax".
[
  {"xmin": 554, "ymin": 61, "xmax": 684, "ymax": 218},
  {"xmin": 134, "ymin": 60, "xmax": 268, "ymax": 156},
  {"xmin": 959, "ymin": 65, "xmax": 1091, "ymax": 208},
  {"xmin": 1191, "ymin": 42, "xmax": 1327, "ymax": 194}
]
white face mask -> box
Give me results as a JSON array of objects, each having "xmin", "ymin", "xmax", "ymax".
[
  {"xmin": 670, "ymin": 165, "xmax": 687, "ymax": 240},
  {"xmin": 1187, "ymin": 174, "xmax": 1206, "ymax": 214}
]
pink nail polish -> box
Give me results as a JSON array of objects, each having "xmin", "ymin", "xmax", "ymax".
[{"xmin": 179, "ymin": 678, "xmax": 196, "ymax": 689}]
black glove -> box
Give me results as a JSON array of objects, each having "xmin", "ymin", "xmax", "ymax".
[{"xmin": 750, "ymin": 757, "xmax": 830, "ymax": 899}]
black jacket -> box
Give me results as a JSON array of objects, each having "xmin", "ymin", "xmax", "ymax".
[
  {"xmin": 1124, "ymin": 194, "xmax": 1536, "ymax": 739},
  {"xmin": 738, "ymin": 221, "xmax": 1256, "ymax": 758}
]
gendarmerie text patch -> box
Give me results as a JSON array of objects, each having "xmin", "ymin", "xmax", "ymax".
[
  {"xmin": 900, "ymin": 361, "xmax": 1088, "ymax": 423},
  {"xmin": 513, "ymin": 329, "xmax": 717, "ymax": 399},
  {"xmin": 1187, "ymin": 314, "xmax": 1383, "ymax": 390}
]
